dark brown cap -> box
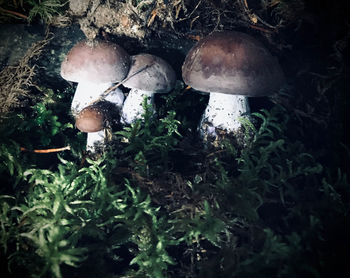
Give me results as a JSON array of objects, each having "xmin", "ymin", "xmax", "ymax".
[
  {"xmin": 182, "ymin": 31, "xmax": 285, "ymax": 96},
  {"xmin": 75, "ymin": 105, "xmax": 105, "ymax": 132},
  {"xmin": 123, "ymin": 54, "xmax": 176, "ymax": 93},
  {"xmin": 61, "ymin": 40, "xmax": 130, "ymax": 83}
]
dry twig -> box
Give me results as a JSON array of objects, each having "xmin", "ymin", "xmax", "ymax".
[
  {"xmin": 240, "ymin": 0, "xmax": 277, "ymax": 31},
  {"xmin": 20, "ymin": 145, "xmax": 71, "ymax": 153},
  {"xmin": 88, "ymin": 63, "xmax": 154, "ymax": 106}
]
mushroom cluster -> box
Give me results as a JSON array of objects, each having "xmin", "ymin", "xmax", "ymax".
[
  {"xmin": 60, "ymin": 41, "xmax": 176, "ymax": 152},
  {"xmin": 60, "ymin": 31, "xmax": 285, "ymax": 152},
  {"xmin": 182, "ymin": 31, "xmax": 285, "ymax": 140}
]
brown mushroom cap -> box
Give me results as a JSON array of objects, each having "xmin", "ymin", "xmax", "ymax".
[
  {"xmin": 61, "ymin": 40, "xmax": 130, "ymax": 83},
  {"xmin": 75, "ymin": 105, "xmax": 105, "ymax": 132},
  {"xmin": 182, "ymin": 31, "xmax": 285, "ymax": 96},
  {"xmin": 123, "ymin": 54, "xmax": 176, "ymax": 93}
]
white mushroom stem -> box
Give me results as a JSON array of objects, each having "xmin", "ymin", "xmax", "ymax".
[
  {"xmin": 86, "ymin": 130, "xmax": 105, "ymax": 152},
  {"xmin": 71, "ymin": 82, "xmax": 120, "ymax": 116},
  {"xmin": 104, "ymin": 87, "xmax": 125, "ymax": 107},
  {"xmin": 72, "ymin": 84, "xmax": 124, "ymax": 153},
  {"xmin": 121, "ymin": 89, "xmax": 154, "ymax": 124},
  {"xmin": 71, "ymin": 82, "xmax": 111, "ymax": 115},
  {"xmin": 199, "ymin": 93, "xmax": 250, "ymax": 137}
]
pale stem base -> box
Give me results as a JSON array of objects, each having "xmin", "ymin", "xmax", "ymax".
[
  {"xmin": 121, "ymin": 89, "xmax": 154, "ymax": 124},
  {"xmin": 86, "ymin": 130, "xmax": 105, "ymax": 152},
  {"xmin": 199, "ymin": 93, "xmax": 250, "ymax": 137}
]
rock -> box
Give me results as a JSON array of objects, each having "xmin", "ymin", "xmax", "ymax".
[
  {"xmin": 78, "ymin": 17, "xmax": 99, "ymax": 40},
  {"xmin": 77, "ymin": 2, "xmax": 149, "ymax": 41},
  {"xmin": 93, "ymin": 3, "xmax": 148, "ymax": 40},
  {"xmin": 69, "ymin": 0, "xmax": 91, "ymax": 16},
  {"xmin": 0, "ymin": 24, "xmax": 85, "ymax": 89},
  {"xmin": 0, "ymin": 24, "xmax": 46, "ymax": 68}
]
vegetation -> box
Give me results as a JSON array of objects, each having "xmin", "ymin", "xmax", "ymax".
[
  {"xmin": 0, "ymin": 0, "xmax": 67, "ymax": 23},
  {"xmin": 0, "ymin": 78, "xmax": 349, "ymax": 277}
]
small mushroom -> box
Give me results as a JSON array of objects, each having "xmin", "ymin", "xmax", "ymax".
[
  {"xmin": 60, "ymin": 40, "xmax": 130, "ymax": 116},
  {"xmin": 75, "ymin": 102, "xmax": 119, "ymax": 152},
  {"xmin": 75, "ymin": 105, "xmax": 105, "ymax": 133},
  {"xmin": 121, "ymin": 54, "xmax": 176, "ymax": 124},
  {"xmin": 182, "ymin": 31, "xmax": 285, "ymax": 140}
]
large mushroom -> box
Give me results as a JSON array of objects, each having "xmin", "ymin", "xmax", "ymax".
[
  {"xmin": 182, "ymin": 31, "xmax": 285, "ymax": 140},
  {"xmin": 121, "ymin": 53, "xmax": 176, "ymax": 124},
  {"xmin": 60, "ymin": 40, "xmax": 130, "ymax": 116},
  {"xmin": 60, "ymin": 40, "xmax": 130, "ymax": 151}
]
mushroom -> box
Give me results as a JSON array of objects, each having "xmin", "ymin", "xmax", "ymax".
[
  {"xmin": 75, "ymin": 102, "xmax": 120, "ymax": 152},
  {"xmin": 121, "ymin": 53, "xmax": 176, "ymax": 124},
  {"xmin": 60, "ymin": 40, "xmax": 130, "ymax": 116},
  {"xmin": 182, "ymin": 31, "xmax": 285, "ymax": 140},
  {"xmin": 76, "ymin": 105, "xmax": 105, "ymax": 133}
]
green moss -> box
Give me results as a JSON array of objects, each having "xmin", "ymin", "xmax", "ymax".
[{"xmin": 0, "ymin": 86, "xmax": 349, "ymax": 278}]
